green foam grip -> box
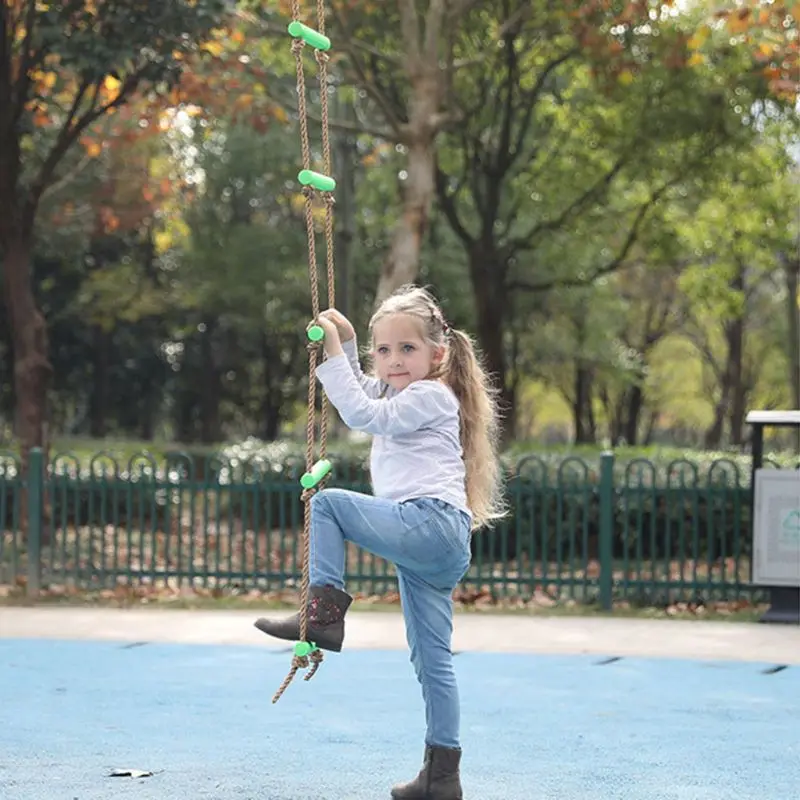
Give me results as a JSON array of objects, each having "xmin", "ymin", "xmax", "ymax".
[
  {"xmin": 298, "ymin": 169, "xmax": 336, "ymax": 192},
  {"xmin": 294, "ymin": 641, "xmax": 318, "ymax": 657},
  {"xmin": 300, "ymin": 459, "xmax": 332, "ymax": 490},
  {"xmin": 307, "ymin": 324, "xmax": 325, "ymax": 342},
  {"xmin": 287, "ymin": 21, "xmax": 331, "ymax": 51}
]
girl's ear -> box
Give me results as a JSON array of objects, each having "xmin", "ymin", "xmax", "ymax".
[{"xmin": 432, "ymin": 345, "xmax": 446, "ymax": 364}]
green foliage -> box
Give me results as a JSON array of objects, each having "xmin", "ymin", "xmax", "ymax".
[
  {"xmin": 2, "ymin": 0, "xmax": 797, "ymax": 448},
  {"xmin": 6, "ymin": 0, "xmax": 229, "ymax": 200}
]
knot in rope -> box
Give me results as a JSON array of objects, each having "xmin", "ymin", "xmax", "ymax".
[
  {"xmin": 291, "ymin": 38, "xmax": 305, "ymax": 56},
  {"xmin": 304, "ymin": 649, "xmax": 324, "ymax": 681}
]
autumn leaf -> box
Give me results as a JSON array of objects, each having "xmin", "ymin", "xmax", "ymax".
[
  {"xmin": 103, "ymin": 75, "xmax": 122, "ymax": 102},
  {"xmin": 200, "ymin": 40, "xmax": 224, "ymax": 57}
]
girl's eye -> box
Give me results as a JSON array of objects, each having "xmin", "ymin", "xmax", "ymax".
[
  {"xmin": 377, "ymin": 346, "xmax": 389, "ymax": 355},
  {"xmin": 403, "ymin": 344, "xmax": 415, "ymax": 353}
]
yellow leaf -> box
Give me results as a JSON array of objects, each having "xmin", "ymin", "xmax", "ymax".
[
  {"xmin": 618, "ymin": 70, "xmax": 634, "ymax": 85},
  {"xmin": 687, "ymin": 52, "xmax": 705, "ymax": 67},
  {"xmin": 154, "ymin": 230, "xmax": 173, "ymax": 253},
  {"xmin": 273, "ymin": 105, "xmax": 288, "ymax": 123},
  {"xmin": 104, "ymin": 75, "xmax": 121, "ymax": 98},
  {"xmin": 726, "ymin": 9, "xmax": 751, "ymax": 34},
  {"xmin": 86, "ymin": 141, "xmax": 102, "ymax": 157},
  {"xmin": 30, "ymin": 69, "xmax": 56, "ymax": 90},
  {"xmin": 687, "ymin": 26, "xmax": 710, "ymax": 51},
  {"xmin": 200, "ymin": 40, "xmax": 224, "ymax": 57}
]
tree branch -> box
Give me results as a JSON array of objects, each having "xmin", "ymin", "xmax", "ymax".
[
  {"xmin": 284, "ymin": 102, "xmax": 399, "ymax": 142},
  {"xmin": 24, "ymin": 66, "xmax": 147, "ymax": 231},
  {"xmin": 509, "ymin": 154, "xmax": 629, "ymax": 252},
  {"xmin": 330, "ymin": 6, "xmax": 404, "ymax": 135},
  {"xmin": 511, "ymin": 48, "xmax": 579, "ymax": 164},
  {"xmin": 507, "ymin": 177, "xmax": 676, "ymax": 293},
  {"xmin": 344, "ymin": 37, "xmax": 404, "ymax": 68},
  {"xmin": 39, "ymin": 151, "xmax": 94, "ymax": 202},
  {"xmin": 435, "ymin": 162, "xmax": 474, "ymax": 246},
  {"xmin": 11, "ymin": 0, "xmax": 39, "ymax": 128}
]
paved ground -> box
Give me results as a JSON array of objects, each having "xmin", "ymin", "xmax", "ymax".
[
  {"xmin": 3, "ymin": 606, "xmax": 800, "ymax": 662},
  {"xmin": 1, "ymin": 608, "xmax": 799, "ymax": 799}
]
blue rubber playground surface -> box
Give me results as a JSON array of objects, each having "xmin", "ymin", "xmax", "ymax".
[{"xmin": 1, "ymin": 637, "xmax": 798, "ymax": 799}]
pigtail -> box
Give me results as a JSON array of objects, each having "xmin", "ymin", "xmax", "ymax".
[{"xmin": 444, "ymin": 329, "xmax": 506, "ymax": 530}]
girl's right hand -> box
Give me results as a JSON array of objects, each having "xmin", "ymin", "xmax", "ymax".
[{"xmin": 319, "ymin": 308, "xmax": 355, "ymax": 342}]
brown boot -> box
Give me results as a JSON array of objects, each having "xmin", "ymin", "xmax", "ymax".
[
  {"xmin": 390, "ymin": 745, "xmax": 463, "ymax": 799},
  {"xmin": 253, "ymin": 585, "xmax": 352, "ymax": 653}
]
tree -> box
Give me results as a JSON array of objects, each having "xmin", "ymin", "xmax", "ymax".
[
  {"xmin": 677, "ymin": 129, "xmax": 799, "ymax": 447},
  {"xmin": 0, "ymin": 0, "xmax": 227, "ymax": 467},
  {"xmin": 688, "ymin": 1, "xmax": 799, "ymax": 102},
  {"xmin": 319, "ymin": 1, "xmax": 486, "ymax": 302},
  {"xmin": 430, "ymin": 0, "xmax": 750, "ymax": 437}
]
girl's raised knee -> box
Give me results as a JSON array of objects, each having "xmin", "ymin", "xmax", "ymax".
[{"xmin": 311, "ymin": 486, "xmax": 344, "ymax": 510}]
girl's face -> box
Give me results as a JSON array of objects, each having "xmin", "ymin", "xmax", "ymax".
[{"xmin": 371, "ymin": 313, "xmax": 444, "ymax": 391}]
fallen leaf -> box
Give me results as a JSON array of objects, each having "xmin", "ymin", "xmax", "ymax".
[{"xmin": 109, "ymin": 768, "xmax": 153, "ymax": 779}]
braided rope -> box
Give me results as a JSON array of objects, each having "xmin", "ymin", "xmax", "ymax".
[
  {"xmin": 315, "ymin": 0, "xmax": 336, "ymax": 458},
  {"xmin": 272, "ymin": 0, "xmax": 336, "ymax": 705}
]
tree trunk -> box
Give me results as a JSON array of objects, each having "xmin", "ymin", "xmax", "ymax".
[
  {"xmin": 375, "ymin": 69, "xmax": 442, "ymax": 303},
  {"xmin": 2, "ymin": 237, "xmax": 53, "ymax": 460},
  {"xmin": 2, "ymin": 235, "xmax": 53, "ymax": 548},
  {"xmin": 199, "ymin": 322, "xmax": 221, "ymax": 444},
  {"xmin": 704, "ymin": 393, "xmax": 727, "ymax": 449},
  {"xmin": 467, "ymin": 245, "xmax": 516, "ymax": 442},
  {"xmin": 725, "ymin": 316, "xmax": 745, "ymax": 446},
  {"xmin": 705, "ymin": 266, "xmax": 747, "ymax": 449},
  {"xmin": 624, "ymin": 383, "xmax": 645, "ymax": 446},
  {"xmin": 376, "ymin": 137, "xmax": 436, "ymax": 302},
  {"xmin": 573, "ymin": 363, "xmax": 596, "ymax": 444},
  {"xmin": 89, "ymin": 326, "xmax": 110, "ymax": 438}
]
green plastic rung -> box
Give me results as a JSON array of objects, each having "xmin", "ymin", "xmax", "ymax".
[
  {"xmin": 287, "ymin": 21, "xmax": 331, "ymax": 51},
  {"xmin": 307, "ymin": 324, "xmax": 325, "ymax": 342},
  {"xmin": 294, "ymin": 641, "xmax": 319, "ymax": 657},
  {"xmin": 300, "ymin": 458, "xmax": 332, "ymax": 490},
  {"xmin": 298, "ymin": 169, "xmax": 336, "ymax": 192}
]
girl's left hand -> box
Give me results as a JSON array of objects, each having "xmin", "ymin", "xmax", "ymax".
[{"xmin": 311, "ymin": 315, "xmax": 343, "ymax": 356}]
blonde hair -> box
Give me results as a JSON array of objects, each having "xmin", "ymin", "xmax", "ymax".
[{"xmin": 368, "ymin": 285, "xmax": 506, "ymax": 530}]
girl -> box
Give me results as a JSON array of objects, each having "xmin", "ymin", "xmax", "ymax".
[{"xmin": 255, "ymin": 285, "xmax": 504, "ymax": 800}]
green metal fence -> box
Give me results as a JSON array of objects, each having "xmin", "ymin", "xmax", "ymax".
[{"xmin": 0, "ymin": 447, "xmax": 770, "ymax": 607}]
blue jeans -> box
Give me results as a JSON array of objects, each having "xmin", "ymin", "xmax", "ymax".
[{"xmin": 309, "ymin": 488, "xmax": 472, "ymax": 749}]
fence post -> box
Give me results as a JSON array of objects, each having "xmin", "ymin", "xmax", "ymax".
[
  {"xmin": 26, "ymin": 447, "xmax": 43, "ymax": 599},
  {"xmin": 598, "ymin": 451, "xmax": 615, "ymax": 611}
]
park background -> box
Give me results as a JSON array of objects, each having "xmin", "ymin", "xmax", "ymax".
[{"xmin": 0, "ymin": 0, "xmax": 798, "ymax": 619}]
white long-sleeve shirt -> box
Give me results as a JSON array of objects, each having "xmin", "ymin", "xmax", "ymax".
[{"xmin": 314, "ymin": 338, "xmax": 470, "ymax": 519}]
